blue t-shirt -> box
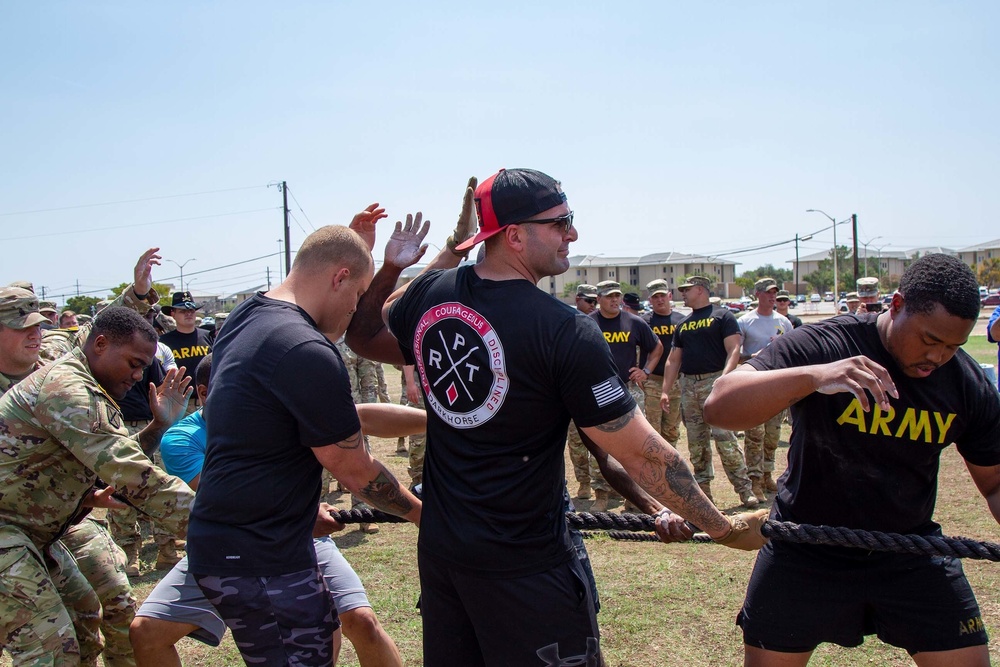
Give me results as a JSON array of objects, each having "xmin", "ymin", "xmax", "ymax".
[
  {"xmin": 988, "ymin": 305, "xmax": 1000, "ymax": 389},
  {"xmin": 160, "ymin": 410, "xmax": 206, "ymax": 484}
]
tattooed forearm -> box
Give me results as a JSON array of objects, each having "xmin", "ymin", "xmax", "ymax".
[
  {"xmin": 636, "ymin": 434, "xmax": 729, "ymax": 534},
  {"xmin": 334, "ymin": 431, "xmax": 364, "ymax": 450},
  {"xmin": 594, "ymin": 408, "xmax": 637, "ymax": 433},
  {"xmin": 356, "ymin": 466, "xmax": 414, "ymax": 517}
]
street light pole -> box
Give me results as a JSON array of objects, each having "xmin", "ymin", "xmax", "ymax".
[
  {"xmin": 861, "ymin": 236, "xmax": 883, "ymax": 277},
  {"xmin": 872, "ymin": 243, "xmax": 891, "ymax": 283},
  {"xmin": 806, "ymin": 209, "xmax": 844, "ymax": 297},
  {"xmin": 795, "ymin": 233, "xmax": 813, "ymax": 295},
  {"xmin": 167, "ymin": 258, "xmax": 196, "ymax": 291}
]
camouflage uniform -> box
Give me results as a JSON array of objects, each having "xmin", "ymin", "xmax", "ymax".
[
  {"xmin": 59, "ymin": 519, "xmax": 135, "ymax": 667},
  {"xmin": 399, "ymin": 367, "xmax": 426, "ymax": 485},
  {"xmin": 375, "ymin": 363, "xmax": 391, "ymax": 404},
  {"xmin": 587, "ymin": 383, "xmax": 645, "ymax": 492},
  {"xmin": 744, "ymin": 412, "xmax": 783, "ymax": 481},
  {"xmin": 645, "ymin": 375, "xmax": 681, "ymax": 446},
  {"xmin": 0, "ymin": 347, "xmax": 194, "ymax": 664},
  {"xmin": 566, "ymin": 422, "xmax": 591, "ymax": 491},
  {"xmin": 679, "ymin": 372, "xmax": 752, "ymax": 494}
]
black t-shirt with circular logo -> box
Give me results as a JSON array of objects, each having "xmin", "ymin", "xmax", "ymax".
[{"xmin": 389, "ymin": 266, "xmax": 635, "ymax": 577}]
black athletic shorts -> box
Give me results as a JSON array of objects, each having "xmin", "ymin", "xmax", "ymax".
[
  {"xmin": 737, "ymin": 542, "xmax": 988, "ymax": 655},
  {"xmin": 418, "ymin": 549, "xmax": 601, "ymax": 667}
]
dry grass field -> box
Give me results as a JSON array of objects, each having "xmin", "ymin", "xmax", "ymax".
[{"xmin": 5, "ymin": 335, "xmax": 998, "ymax": 666}]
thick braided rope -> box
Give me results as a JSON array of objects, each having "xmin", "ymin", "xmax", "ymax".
[{"xmin": 336, "ymin": 508, "xmax": 1000, "ymax": 561}]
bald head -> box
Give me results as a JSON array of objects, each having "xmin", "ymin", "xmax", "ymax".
[{"xmin": 292, "ymin": 225, "xmax": 373, "ymax": 278}]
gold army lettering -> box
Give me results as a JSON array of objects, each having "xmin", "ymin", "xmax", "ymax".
[{"xmin": 836, "ymin": 399, "xmax": 958, "ymax": 445}]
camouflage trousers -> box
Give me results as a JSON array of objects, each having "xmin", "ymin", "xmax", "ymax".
[
  {"xmin": 644, "ymin": 374, "xmax": 681, "ymax": 446},
  {"xmin": 744, "ymin": 410, "xmax": 784, "ymax": 479},
  {"xmin": 60, "ymin": 519, "xmax": 135, "ymax": 667},
  {"xmin": 587, "ymin": 382, "xmax": 646, "ymax": 492},
  {"xmin": 0, "ymin": 528, "xmax": 101, "ymax": 666},
  {"xmin": 399, "ymin": 371, "xmax": 427, "ymax": 485},
  {"xmin": 679, "ymin": 372, "xmax": 752, "ymax": 494},
  {"xmin": 375, "ymin": 363, "xmax": 391, "ymax": 404}
]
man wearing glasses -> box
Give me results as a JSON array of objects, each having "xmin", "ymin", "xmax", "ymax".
[{"xmin": 346, "ymin": 168, "xmax": 768, "ymax": 666}]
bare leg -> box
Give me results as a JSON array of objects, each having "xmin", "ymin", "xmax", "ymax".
[
  {"xmin": 130, "ymin": 616, "xmax": 200, "ymax": 667},
  {"xmin": 912, "ymin": 645, "xmax": 990, "ymax": 667},
  {"xmin": 745, "ymin": 645, "xmax": 813, "ymax": 667},
  {"xmin": 340, "ymin": 607, "xmax": 402, "ymax": 667}
]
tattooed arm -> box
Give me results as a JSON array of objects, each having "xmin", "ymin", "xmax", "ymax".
[
  {"xmin": 581, "ymin": 409, "xmax": 733, "ymax": 540},
  {"xmin": 313, "ymin": 430, "xmax": 421, "ymax": 526}
]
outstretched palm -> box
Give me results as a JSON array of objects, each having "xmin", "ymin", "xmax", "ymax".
[{"xmin": 385, "ymin": 212, "xmax": 430, "ymax": 269}]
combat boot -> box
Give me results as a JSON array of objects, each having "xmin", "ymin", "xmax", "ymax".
[
  {"xmin": 763, "ymin": 472, "xmax": 778, "ymax": 494},
  {"xmin": 396, "ymin": 437, "xmax": 407, "ymax": 454},
  {"xmin": 623, "ymin": 500, "xmax": 639, "ymax": 514},
  {"xmin": 698, "ymin": 482, "xmax": 714, "ymax": 505},
  {"xmin": 122, "ymin": 543, "xmax": 140, "ymax": 578},
  {"xmin": 576, "ymin": 481, "xmax": 592, "ymax": 500},
  {"xmin": 592, "ymin": 490, "xmax": 610, "ymax": 512},
  {"xmin": 155, "ymin": 541, "xmax": 182, "ymax": 570},
  {"xmin": 739, "ymin": 489, "xmax": 760, "ymax": 509},
  {"xmin": 751, "ymin": 477, "xmax": 766, "ymax": 501}
]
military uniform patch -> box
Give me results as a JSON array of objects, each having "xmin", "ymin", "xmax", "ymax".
[{"xmin": 105, "ymin": 403, "xmax": 122, "ymax": 430}]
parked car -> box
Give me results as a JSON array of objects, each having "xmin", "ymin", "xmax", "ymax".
[
  {"xmin": 810, "ymin": 294, "xmax": 822, "ymax": 303},
  {"xmin": 823, "ymin": 292, "xmax": 834, "ymax": 302},
  {"xmin": 725, "ymin": 301, "xmax": 746, "ymax": 312},
  {"xmin": 796, "ymin": 294, "xmax": 806, "ymax": 303},
  {"xmin": 983, "ymin": 294, "xmax": 1000, "ymax": 307}
]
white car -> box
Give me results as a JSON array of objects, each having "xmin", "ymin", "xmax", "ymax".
[{"xmin": 810, "ymin": 294, "xmax": 822, "ymax": 303}]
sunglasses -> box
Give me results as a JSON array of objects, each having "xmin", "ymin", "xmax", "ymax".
[
  {"xmin": 581, "ymin": 297, "xmax": 597, "ymax": 305},
  {"xmin": 519, "ymin": 211, "xmax": 574, "ymax": 234}
]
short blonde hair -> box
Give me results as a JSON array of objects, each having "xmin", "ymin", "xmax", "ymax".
[{"xmin": 292, "ymin": 225, "xmax": 372, "ymax": 276}]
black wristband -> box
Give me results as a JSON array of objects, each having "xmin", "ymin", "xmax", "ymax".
[{"xmin": 135, "ymin": 289, "xmax": 151, "ymax": 300}]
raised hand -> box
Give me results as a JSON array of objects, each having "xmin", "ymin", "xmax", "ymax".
[
  {"xmin": 384, "ymin": 212, "xmax": 430, "ymax": 270},
  {"xmin": 133, "ymin": 247, "xmax": 162, "ymax": 296},
  {"xmin": 813, "ymin": 355, "xmax": 898, "ymax": 412},
  {"xmin": 349, "ymin": 203, "xmax": 389, "ymax": 251},
  {"xmin": 446, "ymin": 176, "xmax": 479, "ymax": 255},
  {"xmin": 149, "ymin": 366, "xmax": 193, "ymax": 427}
]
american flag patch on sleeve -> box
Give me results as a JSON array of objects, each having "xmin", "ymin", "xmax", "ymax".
[{"xmin": 591, "ymin": 377, "xmax": 626, "ymax": 407}]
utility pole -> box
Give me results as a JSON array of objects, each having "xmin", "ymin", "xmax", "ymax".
[
  {"xmin": 281, "ymin": 181, "xmax": 291, "ymax": 277},
  {"xmin": 277, "ymin": 239, "xmax": 283, "ymax": 277},
  {"xmin": 851, "ymin": 214, "xmax": 859, "ymax": 284},
  {"xmin": 40, "ymin": 286, "xmax": 46, "ymax": 300},
  {"xmin": 266, "ymin": 266, "xmax": 272, "ymax": 291},
  {"xmin": 75, "ymin": 280, "xmax": 80, "ymax": 297}
]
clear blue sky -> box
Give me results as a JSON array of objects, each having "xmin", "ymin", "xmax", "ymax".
[{"xmin": 2, "ymin": 2, "xmax": 996, "ymax": 304}]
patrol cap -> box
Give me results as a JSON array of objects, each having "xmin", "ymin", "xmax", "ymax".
[
  {"xmin": 846, "ymin": 292, "xmax": 860, "ymax": 302},
  {"xmin": 95, "ymin": 299, "xmax": 113, "ymax": 313},
  {"xmin": 76, "ymin": 314, "xmax": 92, "ymax": 324},
  {"xmin": 596, "ymin": 280, "xmax": 623, "ymax": 297},
  {"xmin": 754, "ymin": 277, "xmax": 778, "ymax": 293},
  {"xmin": 38, "ymin": 300, "xmax": 58, "ymax": 314},
  {"xmin": 214, "ymin": 312, "xmax": 229, "ymax": 321},
  {"xmin": 622, "ymin": 293, "xmax": 642, "ymax": 309},
  {"xmin": 575, "ymin": 284, "xmax": 598, "ymax": 299},
  {"xmin": 775, "ymin": 290, "xmax": 792, "ymax": 301},
  {"xmin": 679, "ymin": 276, "xmax": 711, "ymax": 290},
  {"xmin": 7, "ymin": 280, "xmax": 34, "ymax": 293},
  {"xmin": 646, "ymin": 279, "xmax": 670, "ymax": 296},
  {"xmin": 0, "ymin": 287, "xmax": 48, "ymax": 329},
  {"xmin": 709, "ymin": 296, "xmax": 722, "ymax": 305},
  {"xmin": 857, "ymin": 277, "xmax": 879, "ymax": 297}
]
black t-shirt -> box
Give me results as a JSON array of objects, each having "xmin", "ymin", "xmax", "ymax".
[
  {"xmin": 158, "ymin": 328, "xmax": 212, "ymax": 386},
  {"xmin": 388, "ymin": 266, "xmax": 635, "ymax": 577},
  {"xmin": 673, "ymin": 304, "xmax": 741, "ymax": 375},
  {"xmin": 187, "ymin": 293, "xmax": 360, "ymax": 576},
  {"xmin": 589, "ymin": 310, "xmax": 659, "ymax": 383},
  {"xmin": 643, "ymin": 311, "xmax": 686, "ymax": 375},
  {"xmin": 785, "ymin": 312, "xmax": 803, "ymax": 328},
  {"xmin": 748, "ymin": 313, "xmax": 1000, "ymax": 559},
  {"xmin": 118, "ymin": 358, "xmax": 166, "ymax": 421}
]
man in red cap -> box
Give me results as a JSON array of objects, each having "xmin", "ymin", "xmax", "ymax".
[{"xmin": 347, "ymin": 168, "xmax": 768, "ymax": 666}]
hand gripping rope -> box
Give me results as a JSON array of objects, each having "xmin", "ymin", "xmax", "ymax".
[{"xmin": 331, "ymin": 506, "xmax": 1000, "ymax": 561}]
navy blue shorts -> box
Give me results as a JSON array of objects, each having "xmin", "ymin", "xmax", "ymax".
[
  {"xmin": 738, "ymin": 543, "xmax": 988, "ymax": 655},
  {"xmin": 419, "ymin": 549, "xmax": 601, "ymax": 667},
  {"xmin": 195, "ymin": 566, "xmax": 340, "ymax": 666}
]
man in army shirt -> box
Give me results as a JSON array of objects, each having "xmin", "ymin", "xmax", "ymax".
[{"xmin": 0, "ymin": 300, "xmax": 194, "ymax": 663}]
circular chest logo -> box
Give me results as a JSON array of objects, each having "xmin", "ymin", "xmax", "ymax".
[{"xmin": 413, "ymin": 302, "xmax": 509, "ymax": 429}]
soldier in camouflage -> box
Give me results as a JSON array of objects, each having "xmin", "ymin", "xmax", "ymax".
[
  {"xmin": 400, "ymin": 365, "xmax": 426, "ymax": 486},
  {"xmin": 0, "ymin": 286, "xmax": 193, "ymax": 664}
]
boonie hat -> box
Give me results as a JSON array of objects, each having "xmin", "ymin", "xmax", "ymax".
[
  {"xmin": 679, "ymin": 276, "xmax": 711, "ymax": 290},
  {"xmin": 0, "ymin": 287, "xmax": 48, "ymax": 329},
  {"xmin": 161, "ymin": 291, "xmax": 203, "ymax": 315},
  {"xmin": 646, "ymin": 279, "xmax": 670, "ymax": 296},
  {"xmin": 455, "ymin": 168, "xmax": 567, "ymax": 251},
  {"xmin": 575, "ymin": 284, "xmax": 598, "ymax": 299},
  {"xmin": 596, "ymin": 280, "xmax": 623, "ymax": 297},
  {"xmin": 754, "ymin": 277, "xmax": 778, "ymax": 293}
]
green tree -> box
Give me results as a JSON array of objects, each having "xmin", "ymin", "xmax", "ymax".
[
  {"xmin": 740, "ymin": 264, "xmax": 793, "ymax": 284},
  {"xmin": 109, "ymin": 281, "xmax": 172, "ymax": 300},
  {"xmin": 977, "ymin": 258, "xmax": 1000, "ymax": 289},
  {"xmin": 65, "ymin": 296, "xmax": 101, "ymax": 315},
  {"xmin": 562, "ymin": 281, "xmax": 582, "ymax": 298},
  {"xmin": 734, "ymin": 276, "xmax": 755, "ymax": 295}
]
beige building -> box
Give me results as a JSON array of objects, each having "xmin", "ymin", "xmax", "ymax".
[
  {"xmin": 791, "ymin": 246, "xmax": 955, "ymax": 291},
  {"xmin": 541, "ymin": 253, "xmax": 739, "ymax": 301},
  {"xmin": 958, "ymin": 239, "xmax": 1000, "ymax": 274}
]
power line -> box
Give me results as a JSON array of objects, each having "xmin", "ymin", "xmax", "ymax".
[
  {"xmin": 0, "ymin": 184, "xmax": 269, "ymax": 217},
  {"xmin": 0, "ymin": 207, "xmax": 279, "ymax": 242},
  {"xmin": 286, "ymin": 186, "xmax": 316, "ymax": 232}
]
